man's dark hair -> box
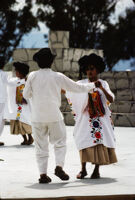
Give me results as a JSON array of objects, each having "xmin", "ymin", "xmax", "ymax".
[{"xmin": 33, "ymin": 48, "xmax": 56, "ymax": 69}]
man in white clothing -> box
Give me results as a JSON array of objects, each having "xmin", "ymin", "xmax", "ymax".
[
  {"xmin": 23, "ymin": 48, "xmax": 96, "ymax": 183},
  {"xmin": 0, "ymin": 57, "xmax": 7, "ymax": 146}
]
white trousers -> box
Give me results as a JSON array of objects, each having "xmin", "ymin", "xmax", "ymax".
[
  {"xmin": 0, "ymin": 103, "xmax": 5, "ymax": 136},
  {"xmin": 32, "ymin": 120, "xmax": 67, "ymax": 174}
]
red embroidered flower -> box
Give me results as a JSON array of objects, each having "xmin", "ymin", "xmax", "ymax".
[
  {"xmin": 18, "ymin": 106, "xmax": 22, "ymax": 110},
  {"xmin": 95, "ymin": 132, "xmax": 101, "ymax": 139},
  {"xmin": 94, "ymin": 140, "xmax": 97, "ymax": 143}
]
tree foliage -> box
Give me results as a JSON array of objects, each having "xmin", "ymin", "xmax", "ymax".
[
  {"xmin": 100, "ymin": 8, "xmax": 135, "ymax": 69},
  {"xmin": 0, "ymin": 0, "xmax": 38, "ymax": 65},
  {"xmin": 36, "ymin": 0, "xmax": 117, "ymax": 48},
  {"xmin": 35, "ymin": 0, "xmax": 135, "ymax": 70}
]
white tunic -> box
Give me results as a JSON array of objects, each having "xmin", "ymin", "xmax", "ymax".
[
  {"xmin": 5, "ymin": 77, "xmax": 31, "ymax": 125},
  {"xmin": 23, "ymin": 69, "xmax": 95, "ymax": 123},
  {"xmin": 66, "ymin": 79, "xmax": 116, "ymax": 150},
  {"xmin": 0, "ymin": 70, "xmax": 8, "ymax": 103}
]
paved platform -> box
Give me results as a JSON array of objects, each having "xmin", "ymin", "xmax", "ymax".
[{"xmin": 0, "ymin": 126, "xmax": 135, "ymax": 199}]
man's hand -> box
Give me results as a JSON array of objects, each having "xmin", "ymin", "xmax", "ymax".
[{"xmin": 61, "ymin": 89, "xmax": 66, "ymax": 94}]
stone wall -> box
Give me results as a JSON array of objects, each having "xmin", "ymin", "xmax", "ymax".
[{"xmin": 12, "ymin": 31, "xmax": 135, "ymax": 127}]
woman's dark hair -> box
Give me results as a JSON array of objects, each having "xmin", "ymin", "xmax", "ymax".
[
  {"xmin": 78, "ymin": 55, "xmax": 89, "ymax": 79},
  {"xmin": 78, "ymin": 53, "xmax": 106, "ymax": 79},
  {"xmin": 13, "ymin": 62, "xmax": 29, "ymax": 77},
  {"xmin": 87, "ymin": 53, "xmax": 106, "ymax": 73}
]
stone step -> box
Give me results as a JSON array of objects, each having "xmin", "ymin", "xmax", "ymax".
[
  {"xmin": 112, "ymin": 113, "xmax": 135, "ymax": 127},
  {"xmin": 110, "ymin": 101, "xmax": 135, "ymax": 113}
]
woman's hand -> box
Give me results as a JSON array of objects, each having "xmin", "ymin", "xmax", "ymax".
[
  {"xmin": 95, "ymin": 81, "xmax": 103, "ymax": 89},
  {"xmin": 95, "ymin": 81, "xmax": 113, "ymax": 103}
]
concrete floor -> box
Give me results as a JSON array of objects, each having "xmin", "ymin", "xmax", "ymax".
[{"xmin": 0, "ymin": 126, "xmax": 135, "ymax": 199}]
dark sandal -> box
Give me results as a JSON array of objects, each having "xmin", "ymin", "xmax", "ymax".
[
  {"xmin": 21, "ymin": 141, "xmax": 28, "ymax": 145},
  {"xmin": 0, "ymin": 142, "xmax": 4, "ymax": 146},
  {"xmin": 76, "ymin": 171, "xmax": 87, "ymax": 179},
  {"xmin": 90, "ymin": 173, "xmax": 100, "ymax": 179},
  {"xmin": 27, "ymin": 138, "xmax": 34, "ymax": 145},
  {"xmin": 39, "ymin": 174, "xmax": 52, "ymax": 184},
  {"xmin": 55, "ymin": 166, "xmax": 69, "ymax": 181}
]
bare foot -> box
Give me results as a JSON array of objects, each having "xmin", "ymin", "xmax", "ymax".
[{"xmin": 77, "ymin": 170, "xmax": 87, "ymax": 179}]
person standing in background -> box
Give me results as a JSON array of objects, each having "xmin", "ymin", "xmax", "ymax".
[{"xmin": 0, "ymin": 57, "xmax": 8, "ymax": 146}]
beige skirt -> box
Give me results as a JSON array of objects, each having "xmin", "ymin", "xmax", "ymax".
[
  {"xmin": 10, "ymin": 120, "xmax": 32, "ymax": 135},
  {"xmin": 80, "ymin": 144, "xmax": 117, "ymax": 165}
]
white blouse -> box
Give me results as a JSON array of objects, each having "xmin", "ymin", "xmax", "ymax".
[
  {"xmin": 5, "ymin": 77, "xmax": 31, "ymax": 125},
  {"xmin": 66, "ymin": 79, "xmax": 116, "ymax": 150},
  {"xmin": 0, "ymin": 70, "xmax": 8, "ymax": 103}
]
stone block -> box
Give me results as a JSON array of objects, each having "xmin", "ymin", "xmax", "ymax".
[
  {"xmin": 13, "ymin": 49, "xmax": 29, "ymax": 62},
  {"xmin": 63, "ymin": 112, "xmax": 75, "ymax": 126},
  {"xmin": 98, "ymin": 50, "xmax": 104, "ymax": 57},
  {"xmin": 113, "ymin": 114, "xmax": 131, "ymax": 127},
  {"xmin": 26, "ymin": 49, "xmax": 39, "ymax": 61},
  {"xmin": 116, "ymin": 89, "xmax": 133, "ymax": 101},
  {"xmin": 71, "ymin": 62, "xmax": 79, "ymax": 72},
  {"xmin": 82, "ymin": 49, "xmax": 94, "ymax": 56},
  {"xmin": 73, "ymin": 49, "xmax": 83, "ymax": 61},
  {"xmin": 27, "ymin": 61, "xmax": 38, "ymax": 71},
  {"xmin": 60, "ymin": 102, "xmax": 71, "ymax": 112},
  {"xmin": 128, "ymin": 71, "xmax": 135, "ymax": 78},
  {"xmin": 114, "ymin": 72, "xmax": 128, "ymax": 78},
  {"xmin": 63, "ymin": 35, "xmax": 69, "ymax": 48},
  {"xmin": 51, "ymin": 63, "xmax": 57, "ymax": 71},
  {"xmin": 128, "ymin": 114, "xmax": 135, "ymax": 127},
  {"xmin": 57, "ymin": 31, "xmax": 64, "ymax": 42},
  {"xmin": 54, "ymin": 59, "xmax": 63, "ymax": 71},
  {"xmin": 63, "ymin": 49, "xmax": 69, "ymax": 60},
  {"xmin": 68, "ymin": 49, "xmax": 74, "ymax": 60},
  {"xmin": 105, "ymin": 78, "xmax": 116, "ymax": 90},
  {"xmin": 49, "ymin": 31, "xmax": 69, "ymax": 48},
  {"xmin": 117, "ymin": 101, "xmax": 131, "ymax": 113},
  {"xmin": 64, "ymin": 71, "xmax": 79, "ymax": 80},
  {"xmin": 51, "ymin": 43, "xmax": 64, "ymax": 49},
  {"xmin": 100, "ymin": 72, "xmax": 114, "ymax": 79},
  {"xmin": 131, "ymin": 102, "xmax": 135, "ymax": 113},
  {"xmin": 110, "ymin": 103, "xmax": 117, "ymax": 113},
  {"xmin": 55, "ymin": 49, "xmax": 63, "ymax": 59},
  {"xmin": 49, "ymin": 31, "xmax": 57, "ymax": 42},
  {"xmin": 131, "ymin": 79, "xmax": 135, "ymax": 88},
  {"xmin": 63, "ymin": 61, "xmax": 71, "ymax": 71},
  {"xmin": 116, "ymin": 79, "xmax": 129, "ymax": 89},
  {"xmin": 132, "ymin": 90, "xmax": 135, "ymax": 100}
]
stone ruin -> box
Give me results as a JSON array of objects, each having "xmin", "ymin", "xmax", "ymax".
[{"xmin": 13, "ymin": 31, "xmax": 135, "ymax": 127}]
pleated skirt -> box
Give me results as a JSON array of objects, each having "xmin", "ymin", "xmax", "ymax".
[
  {"xmin": 10, "ymin": 120, "xmax": 32, "ymax": 135},
  {"xmin": 80, "ymin": 144, "xmax": 117, "ymax": 165}
]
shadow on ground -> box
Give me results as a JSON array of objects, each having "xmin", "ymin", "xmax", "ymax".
[{"xmin": 26, "ymin": 177, "xmax": 117, "ymax": 190}]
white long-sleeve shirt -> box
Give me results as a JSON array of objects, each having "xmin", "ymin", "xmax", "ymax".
[
  {"xmin": 23, "ymin": 68, "xmax": 95, "ymax": 123},
  {"xmin": 0, "ymin": 70, "xmax": 8, "ymax": 103}
]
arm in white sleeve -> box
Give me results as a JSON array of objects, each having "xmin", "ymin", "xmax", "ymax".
[
  {"xmin": 23, "ymin": 74, "xmax": 33, "ymax": 99},
  {"xmin": 60, "ymin": 73, "xmax": 95, "ymax": 93},
  {"xmin": 104, "ymin": 81, "xmax": 115, "ymax": 101}
]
